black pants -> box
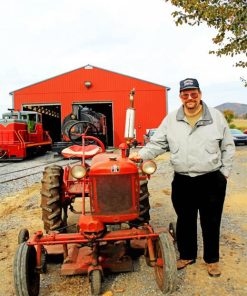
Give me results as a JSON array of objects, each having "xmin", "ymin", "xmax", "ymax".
[{"xmin": 171, "ymin": 170, "xmax": 227, "ymax": 263}]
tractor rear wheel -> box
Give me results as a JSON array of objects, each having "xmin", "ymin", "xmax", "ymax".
[
  {"xmin": 90, "ymin": 269, "xmax": 102, "ymax": 296},
  {"xmin": 13, "ymin": 242, "xmax": 40, "ymax": 296},
  {"xmin": 40, "ymin": 165, "xmax": 65, "ymax": 233},
  {"xmin": 154, "ymin": 232, "xmax": 177, "ymax": 294},
  {"xmin": 139, "ymin": 180, "xmax": 150, "ymax": 222},
  {"xmin": 131, "ymin": 180, "xmax": 150, "ymax": 226}
]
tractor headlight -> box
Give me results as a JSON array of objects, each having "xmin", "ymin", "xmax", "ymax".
[
  {"xmin": 141, "ymin": 160, "xmax": 157, "ymax": 175},
  {"xmin": 71, "ymin": 165, "xmax": 86, "ymax": 179}
]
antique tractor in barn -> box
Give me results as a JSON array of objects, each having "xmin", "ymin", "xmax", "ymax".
[
  {"xmin": 13, "ymin": 90, "xmax": 177, "ymax": 295},
  {"xmin": 52, "ymin": 105, "xmax": 108, "ymax": 153}
]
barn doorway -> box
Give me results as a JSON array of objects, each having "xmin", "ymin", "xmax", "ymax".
[
  {"xmin": 72, "ymin": 102, "xmax": 113, "ymax": 146},
  {"xmin": 23, "ymin": 104, "xmax": 61, "ymax": 142}
]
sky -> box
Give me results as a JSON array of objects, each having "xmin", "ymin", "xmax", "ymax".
[{"xmin": 0, "ymin": 0, "xmax": 246, "ymax": 115}]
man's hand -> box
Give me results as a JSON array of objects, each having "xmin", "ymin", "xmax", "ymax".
[{"xmin": 129, "ymin": 152, "xmax": 142, "ymax": 160}]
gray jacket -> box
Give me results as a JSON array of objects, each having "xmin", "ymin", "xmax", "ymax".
[{"xmin": 139, "ymin": 101, "xmax": 235, "ymax": 177}]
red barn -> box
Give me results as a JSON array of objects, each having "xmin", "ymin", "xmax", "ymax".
[{"xmin": 10, "ymin": 65, "xmax": 169, "ymax": 147}]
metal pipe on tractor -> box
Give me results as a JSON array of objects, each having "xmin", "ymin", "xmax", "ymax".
[
  {"xmin": 124, "ymin": 88, "xmax": 136, "ymax": 157},
  {"xmin": 13, "ymin": 89, "xmax": 178, "ymax": 296}
]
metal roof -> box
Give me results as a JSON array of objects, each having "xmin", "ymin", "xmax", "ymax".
[{"xmin": 10, "ymin": 64, "xmax": 170, "ymax": 94}]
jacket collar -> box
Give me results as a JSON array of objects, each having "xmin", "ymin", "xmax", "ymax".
[{"xmin": 176, "ymin": 101, "xmax": 213, "ymax": 126}]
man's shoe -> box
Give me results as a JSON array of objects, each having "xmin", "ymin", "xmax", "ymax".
[
  {"xmin": 207, "ymin": 262, "xmax": 221, "ymax": 277},
  {"xmin": 177, "ymin": 259, "xmax": 195, "ymax": 270}
]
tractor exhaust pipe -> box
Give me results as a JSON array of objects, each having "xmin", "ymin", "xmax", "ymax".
[{"xmin": 124, "ymin": 89, "xmax": 136, "ymax": 142}]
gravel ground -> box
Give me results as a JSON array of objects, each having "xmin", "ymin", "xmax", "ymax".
[{"xmin": 0, "ymin": 147, "xmax": 246, "ymax": 296}]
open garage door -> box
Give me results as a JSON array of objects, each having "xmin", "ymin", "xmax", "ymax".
[
  {"xmin": 23, "ymin": 104, "xmax": 61, "ymax": 142},
  {"xmin": 72, "ymin": 102, "xmax": 113, "ymax": 146}
]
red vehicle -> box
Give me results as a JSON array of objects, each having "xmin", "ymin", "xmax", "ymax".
[
  {"xmin": 0, "ymin": 110, "xmax": 52, "ymax": 160},
  {"xmin": 13, "ymin": 91, "xmax": 177, "ymax": 295}
]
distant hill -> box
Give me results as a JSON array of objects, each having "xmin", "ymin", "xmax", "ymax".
[{"xmin": 215, "ymin": 103, "xmax": 247, "ymax": 117}]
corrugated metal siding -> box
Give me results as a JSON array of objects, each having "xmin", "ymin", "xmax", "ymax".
[{"xmin": 13, "ymin": 66, "xmax": 168, "ymax": 146}]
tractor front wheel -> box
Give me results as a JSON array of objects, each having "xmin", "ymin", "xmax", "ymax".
[
  {"xmin": 154, "ymin": 232, "xmax": 177, "ymax": 294},
  {"xmin": 90, "ymin": 269, "xmax": 102, "ymax": 296},
  {"xmin": 13, "ymin": 242, "xmax": 40, "ymax": 296},
  {"xmin": 40, "ymin": 165, "xmax": 65, "ymax": 232},
  {"xmin": 18, "ymin": 228, "xmax": 29, "ymax": 244}
]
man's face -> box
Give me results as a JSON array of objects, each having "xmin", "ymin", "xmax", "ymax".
[{"xmin": 179, "ymin": 89, "xmax": 202, "ymax": 110}]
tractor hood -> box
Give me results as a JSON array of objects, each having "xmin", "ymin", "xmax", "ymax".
[{"xmin": 90, "ymin": 153, "xmax": 138, "ymax": 175}]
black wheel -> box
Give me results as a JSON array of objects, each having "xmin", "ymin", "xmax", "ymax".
[
  {"xmin": 18, "ymin": 228, "xmax": 29, "ymax": 244},
  {"xmin": 62, "ymin": 119, "xmax": 78, "ymax": 139},
  {"xmin": 154, "ymin": 232, "xmax": 177, "ymax": 294},
  {"xmin": 131, "ymin": 180, "xmax": 150, "ymax": 226},
  {"xmin": 90, "ymin": 269, "xmax": 102, "ymax": 296},
  {"xmin": 169, "ymin": 222, "xmax": 177, "ymax": 242},
  {"xmin": 68, "ymin": 121, "xmax": 99, "ymax": 145},
  {"xmin": 139, "ymin": 180, "xmax": 150, "ymax": 222},
  {"xmin": 39, "ymin": 145, "xmax": 51, "ymax": 155},
  {"xmin": 40, "ymin": 165, "xmax": 65, "ymax": 232},
  {"xmin": 13, "ymin": 242, "xmax": 40, "ymax": 296}
]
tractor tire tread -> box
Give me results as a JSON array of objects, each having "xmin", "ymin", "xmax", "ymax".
[{"xmin": 40, "ymin": 165, "xmax": 64, "ymax": 232}]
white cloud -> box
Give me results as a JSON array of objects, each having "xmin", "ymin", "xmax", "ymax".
[{"xmin": 0, "ymin": 0, "xmax": 246, "ymax": 114}]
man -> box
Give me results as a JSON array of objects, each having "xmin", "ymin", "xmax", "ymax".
[{"xmin": 130, "ymin": 78, "xmax": 235, "ymax": 277}]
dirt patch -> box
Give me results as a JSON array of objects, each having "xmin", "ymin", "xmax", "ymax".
[
  {"xmin": 225, "ymin": 192, "xmax": 247, "ymax": 214},
  {"xmin": 0, "ymin": 148, "xmax": 247, "ymax": 295}
]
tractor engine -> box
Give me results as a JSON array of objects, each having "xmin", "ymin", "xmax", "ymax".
[{"xmin": 89, "ymin": 152, "xmax": 139, "ymax": 223}]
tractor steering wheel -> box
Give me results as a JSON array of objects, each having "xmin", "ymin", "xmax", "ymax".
[{"xmin": 68, "ymin": 121, "xmax": 103, "ymax": 147}]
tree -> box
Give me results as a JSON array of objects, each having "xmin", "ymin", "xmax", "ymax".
[
  {"xmin": 223, "ymin": 109, "xmax": 235, "ymax": 124},
  {"xmin": 165, "ymin": 0, "xmax": 247, "ymax": 69}
]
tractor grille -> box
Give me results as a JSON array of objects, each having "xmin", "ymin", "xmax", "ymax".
[{"xmin": 92, "ymin": 174, "xmax": 134, "ymax": 215}]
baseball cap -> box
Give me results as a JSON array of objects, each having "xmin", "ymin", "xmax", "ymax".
[{"xmin": 180, "ymin": 78, "xmax": 200, "ymax": 91}]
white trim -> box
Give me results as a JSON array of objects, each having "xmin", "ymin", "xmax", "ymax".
[
  {"xmin": 72, "ymin": 101, "xmax": 111, "ymax": 105},
  {"xmin": 22, "ymin": 103, "xmax": 61, "ymax": 107}
]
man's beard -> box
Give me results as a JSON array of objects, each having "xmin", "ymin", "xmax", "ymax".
[{"xmin": 185, "ymin": 100, "xmax": 197, "ymax": 109}]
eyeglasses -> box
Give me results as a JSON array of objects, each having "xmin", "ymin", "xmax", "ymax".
[{"xmin": 180, "ymin": 92, "xmax": 199, "ymax": 100}]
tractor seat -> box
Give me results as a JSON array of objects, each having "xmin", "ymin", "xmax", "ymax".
[{"xmin": 62, "ymin": 145, "xmax": 102, "ymax": 159}]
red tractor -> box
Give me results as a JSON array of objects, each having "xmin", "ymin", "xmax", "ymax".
[{"xmin": 13, "ymin": 90, "xmax": 177, "ymax": 295}]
